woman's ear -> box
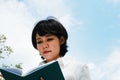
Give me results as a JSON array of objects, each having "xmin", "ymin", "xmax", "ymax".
[{"xmin": 60, "ymin": 36, "xmax": 65, "ymax": 45}]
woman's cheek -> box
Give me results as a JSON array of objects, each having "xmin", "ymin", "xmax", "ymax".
[{"xmin": 37, "ymin": 45, "xmax": 42, "ymax": 52}]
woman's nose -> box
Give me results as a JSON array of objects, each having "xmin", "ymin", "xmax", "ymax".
[{"xmin": 42, "ymin": 42, "xmax": 49, "ymax": 49}]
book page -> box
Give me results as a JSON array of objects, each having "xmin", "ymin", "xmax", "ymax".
[{"xmin": 3, "ymin": 68, "xmax": 22, "ymax": 76}]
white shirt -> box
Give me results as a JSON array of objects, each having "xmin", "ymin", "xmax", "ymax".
[{"xmin": 39, "ymin": 56, "xmax": 91, "ymax": 80}]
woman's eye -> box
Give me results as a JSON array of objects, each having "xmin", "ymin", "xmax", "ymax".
[
  {"xmin": 37, "ymin": 41, "xmax": 42, "ymax": 44},
  {"xmin": 47, "ymin": 38, "xmax": 54, "ymax": 41}
]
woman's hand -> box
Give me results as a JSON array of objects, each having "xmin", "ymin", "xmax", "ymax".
[
  {"xmin": 40, "ymin": 77, "xmax": 45, "ymax": 80},
  {"xmin": 0, "ymin": 74, "xmax": 5, "ymax": 80},
  {"xmin": 0, "ymin": 74, "xmax": 3, "ymax": 77}
]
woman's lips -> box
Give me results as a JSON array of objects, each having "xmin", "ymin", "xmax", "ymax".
[{"xmin": 43, "ymin": 51, "xmax": 51, "ymax": 54}]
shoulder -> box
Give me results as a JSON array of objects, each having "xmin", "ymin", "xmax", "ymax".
[
  {"xmin": 58, "ymin": 55, "xmax": 88, "ymax": 67},
  {"xmin": 57, "ymin": 55, "xmax": 90, "ymax": 72},
  {"xmin": 58, "ymin": 56, "xmax": 91, "ymax": 80}
]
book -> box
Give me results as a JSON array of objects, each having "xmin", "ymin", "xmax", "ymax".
[{"xmin": 0, "ymin": 61, "xmax": 65, "ymax": 80}]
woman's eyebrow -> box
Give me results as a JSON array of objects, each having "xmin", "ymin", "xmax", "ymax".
[{"xmin": 36, "ymin": 34, "xmax": 53, "ymax": 40}]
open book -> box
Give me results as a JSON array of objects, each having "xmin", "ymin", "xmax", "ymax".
[{"xmin": 0, "ymin": 61, "xmax": 65, "ymax": 80}]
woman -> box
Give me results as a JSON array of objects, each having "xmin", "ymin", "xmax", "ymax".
[{"xmin": 32, "ymin": 16, "xmax": 91, "ymax": 80}]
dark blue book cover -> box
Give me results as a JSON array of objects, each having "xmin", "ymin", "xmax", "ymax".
[{"xmin": 0, "ymin": 61, "xmax": 65, "ymax": 80}]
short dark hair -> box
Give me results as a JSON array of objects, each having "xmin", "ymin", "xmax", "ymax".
[{"xmin": 32, "ymin": 17, "xmax": 68, "ymax": 57}]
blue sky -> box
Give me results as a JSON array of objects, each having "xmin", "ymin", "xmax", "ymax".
[
  {"xmin": 67, "ymin": 0, "xmax": 120, "ymax": 62},
  {"xmin": 0, "ymin": 0, "xmax": 120, "ymax": 80}
]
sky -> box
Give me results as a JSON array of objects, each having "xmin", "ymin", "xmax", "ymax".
[{"xmin": 0, "ymin": 0, "xmax": 120, "ymax": 80}]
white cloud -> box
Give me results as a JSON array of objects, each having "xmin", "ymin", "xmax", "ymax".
[
  {"xmin": 106, "ymin": 0, "xmax": 120, "ymax": 5},
  {"xmin": 25, "ymin": 0, "xmax": 69, "ymax": 17},
  {"xmin": 0, "ymin": 0, "xmax": 40, "ymax": 72},
  {"xmin": 106, "ymin": 48, "xmax": 120, "ymax": 66},
  {"xmin": 89, "ymin": 47, "xmax": 120, "ymax": 80},
  {"xmin": 104, "ymin": 48, "xmax": 120, "ymax": 80},
  {"xmin": 59, "ymin": 14, "xmax": 84, "ymax": 31},
  {"xmin": 24, "ymin": 0, "xmax": 83, "ymax": 31},
  {"xmin": 110, "ymin": 0, "xmax": 120, "ymax": 3}
]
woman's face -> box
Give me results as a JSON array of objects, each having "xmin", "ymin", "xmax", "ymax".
[{"xmin": 36, "ymin": 33, "xmax": 64, "ymax": 62}]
